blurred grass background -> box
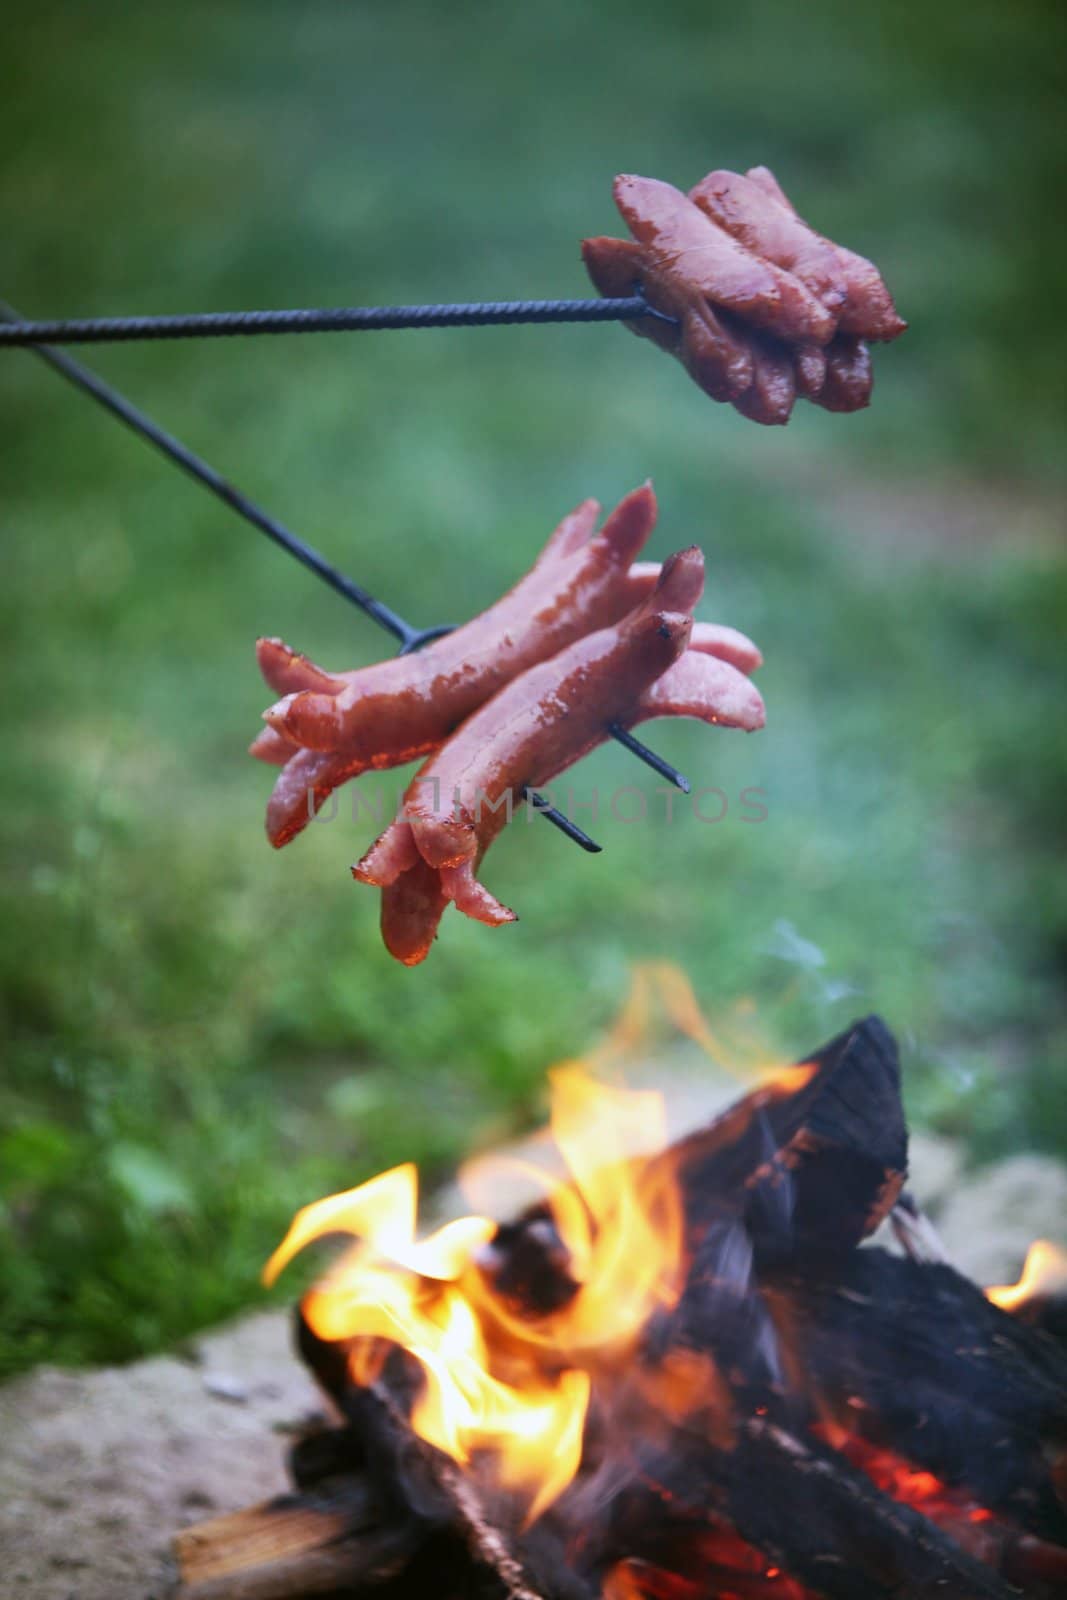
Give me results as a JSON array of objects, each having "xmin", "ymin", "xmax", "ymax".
[{"xmin": 1, "ymin": 0, "xmax": 1064, "ymax": 1376}]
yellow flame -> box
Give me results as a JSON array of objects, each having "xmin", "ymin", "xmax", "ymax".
[
  {"xmin": 264, "ymin": 964, "xmax": 806, "ymax": 1524},
  {"xmin": 264, "ymin": 1071, "xmax": 682, "ymax": 1522},
  {"xmin": 986, "ymin": 1239, "xmax": 1067, "ymax": 1312},
  {"xmin": 597, "ymin": 961, "xmax": 804, "ymax": 1087}
]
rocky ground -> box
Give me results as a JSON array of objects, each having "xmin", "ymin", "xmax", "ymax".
[{"xmin": 4, "ymin": 1061, "xmax": 1065, "ymax": 1600}]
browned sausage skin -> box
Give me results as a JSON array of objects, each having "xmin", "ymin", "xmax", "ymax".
[
  {"xmin": 253, "ymin": 487, "xmax": 659, "ymax": 844},
  {"xmin": 250, "ymin": 613, "xmax": 763, "ymax": 853},
  {"xmin": 582, "ymin": 162, "xmax": 905, "ymax": 424},
  {"xmin": 614, "ymin": 176, "xmax": 837, "ymax": 346},
  {"xmin": 399, "ymin": 547, "xmax": 701, "ymax": 873},
  {"xmin": 263, "ymin": 485, "xmax": 657, "ymax": 757},
  {"xmin": 251, "ymin": 490, "xmax": 761, "ymax": 849},
  {"xmin": 352, "ymin": 547, "xmax": 765, "ymax": 965},
  {"xmin": 248, "ymin": 600, "xmax": 763, "ymax": 775},
  {"xmin": 366, "ymin": 642, "xmax": 765, "ymax": 965}
]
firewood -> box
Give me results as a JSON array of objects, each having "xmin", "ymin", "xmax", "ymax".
[
  {"xmin": 295, "ymin": 1319, "xmax": 549, "ymax": 1600},
  {"xmin": 172, "ymin": 1478, "xmax": 415, "ymax": 1599},
  {"xmin": 764, "ymin": 1248, "xmax": 1067, "ymax": 1545},
  {"xmin": 481, "ymin": 1015, "xmax": 909, "ymax": 1318},
  {"xmin": 667, "ymin": 1013, "xmax": 908, "ymax": 1260},
  {"xmin": 175, "ymin": 1019, "xmax": 1065, "ymax": 1598}
]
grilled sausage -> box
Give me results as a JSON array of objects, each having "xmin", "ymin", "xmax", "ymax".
[
  {"xmin": 366, "ymin": 629, "xmax": 765, "ymax": 965},
  {"xmin": 612, "ymin": 175, "xmax": 837, "ymax": 346},
  {"xmin": 254, "ymin": 487, "xmax": 660, "ymax": 844},
  {"xmin": 354, "ymin": 546, "xmax": 768, "ymax": 963},
  {"xmin": 385, "ymin": 546, "xmax": 703, "ymax": 874},
  {"xmin": 582, "ymin": 162, "xmax": 905, "ymax": 423},
  {"xmin": 263, "ymin": 485, "xmax": 657, "ymax": 758}
]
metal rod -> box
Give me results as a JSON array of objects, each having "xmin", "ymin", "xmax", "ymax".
[
  {"xmin": 0, "ymin": 296, "xmax": 669, "ymax": 348},
  {"xmin": 522, "ymin": 789, "xmax": 602, "ymax": 853},
  {"xmin": 608, "ymin": 722, "xmax": 691, "ymax": 793},
  {"xmin": 3, "ymin": 297, "xmax": 676, "ymax": 848},
  {"xmin": 0, "ymin": 301, "xmax": 415, "ymax": 647}
]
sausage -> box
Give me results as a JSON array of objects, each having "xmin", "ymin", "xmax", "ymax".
[
  {"xmin": 582, "ymin": 162, "xmax": 905, "ymax": 424},
  {"xmin": 731, "ymin": 333, "xmax": 797, "ymax": 427},
  {"xmin": 384, "ymin": 546, "xmax": 702, "ymax": 874},
  {"xmin": 254, "ymin": 572, "xmax": 762, "ymax": 848},
  {"xmin": 620, "ymin": 564, "xmax": 763, "ymax": 674},
  {"xmin": 612, "ymin": 175, "xmax": 837, "ymax": 346},
  {"xmin": 694, "ymin": 166, "xmax": 906, "ymax": 343},
  {"xmin": 811, "ymin": 334, "xmax": 874, "ymax": 413},
  {"xmin": 689, "ymin": 169, "xmax": 848, "ymax": 316},
  {"xmin": 355, "ymin": 548, "xmax": 704, "ymax": 945},
  {"xmin": 631, "ymin": 645, "xmax": 765, "ymax": 730},
  {"xmin": 255, "ymin": 590, "xmax": 762, "ymax": 857},
  {"xmin": 380, "ymin": 853, "xmax": 451, "ymax": 969},
  {"xmin": 254, "ymin": 486, "xmax": 660, "ymax": 845},
  {"xmin": 250, "ymin": 619, "xmax": 762, "ymax": 759},
  {"xmin": 365, "ymin": 615, "xmax": 765, "ymax": 966},
  {"xmin": 262, "ymin": 484, "xmax": 656, "ymax": 759},
  {"xmin": 582, "ymin": 232, "xmax": 754, "ymax": 404},
  {"xmin": 252, "ymin": 492, "xmax": 764, "ymax": 852},
  {"xmin": 355, "ymin": 546, "xmax": 766, "ymax": 963}
]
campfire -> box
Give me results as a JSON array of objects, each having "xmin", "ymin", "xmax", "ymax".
[{"xmin": 174, "ymin": 979, "xmax": 1067, "ymax": 1599}]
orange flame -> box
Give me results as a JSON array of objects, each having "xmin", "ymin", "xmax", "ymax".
[
  {"xmin": 986, "ymin": 1239, "xmax": 1067, "ymax": 1312},
  {"xmin": 264, "ymin": 1157, "xmax": 589, "ymax": 1522},
  {"xmin": 264, "ymin": 1071, "xmax": 676, "ymax": 1523},
  {"xmin": 264, "ymin": 966, "xmax": 806, "ymax": 1525}
]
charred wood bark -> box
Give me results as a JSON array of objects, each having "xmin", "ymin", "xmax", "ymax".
[
  {"xmin": 718, "ymin": 1416, "xmax": 1022, "ymax": 1600},
  {"xmin": 175, "ymin": 1019, "xmax": 1066, "ymax": 1600},
  {"xmin": 668, "ymin": 1014, "xmax": 908, "ymax": 1262},
  {"xmin": 479, "ymin": 1016, "xmax": 909, "ymax": 1320},
  {"xmin": 764, "ymin": 1249, "xmax": 1067, "ymax": 1545},
  {"xmin": 297, "ymin": 1310, "xmax": 550, "ymax": 1600}
]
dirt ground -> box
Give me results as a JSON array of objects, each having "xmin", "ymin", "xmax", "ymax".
[{"xmin": 3, "ymin": 1062, "xmax": 1065, "ymax": 1600}]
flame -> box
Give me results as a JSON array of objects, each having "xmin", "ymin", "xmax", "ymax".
[
  {"xmin": 595, "ymin": 962, "xmax": 810, "ymax": 1090},
  {"xmin": 264, "ymin": 966, "xmax": 810, "ymax": 1526},
  {"xmin": 264, "ymin": 1069, "xmax": 685, "ymax": 1522},
  {"xmin": 265, "ymin": 966, "xmax": 1032, "ymax": 1592},
  {"xmin": 986, "ymin": 1238, "xmax": 1067, "ymax": 1312}
]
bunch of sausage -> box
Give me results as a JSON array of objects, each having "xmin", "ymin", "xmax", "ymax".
[
  {"xmin": 251, "ymin": 162, "xmax": 905, "ymax": 961},
  {"xmin": 251, "ymin": 486, "xmax": 764, "ymax": 964},
  {"xmin": 583, "ymin": 163, "xmax": 906, "ymax": 424}
]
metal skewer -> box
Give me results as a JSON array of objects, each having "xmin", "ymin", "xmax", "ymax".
[
  {"xmin": 2, "ymin": 298, "xmax": 690, "ymax": 844},
  {"xmin": 608, "ymin": 722, "xmax": 691, "ymax": 793},
  {"xmin": 0, "ymin": 295, "xmax": 678, "ymax": 348}
]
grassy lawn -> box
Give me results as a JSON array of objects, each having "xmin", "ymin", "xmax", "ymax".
[{"xmin": 1, "ymin": 0, "xmax": 1064, "ymax": 1376}]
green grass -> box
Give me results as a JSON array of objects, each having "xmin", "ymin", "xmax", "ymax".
[{"xmin": 1, "ymin": 0, "xmax": 1065, "ymax": 1377}]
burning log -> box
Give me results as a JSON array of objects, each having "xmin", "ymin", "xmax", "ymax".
[
  {"xmin": 482, "ymin": 1015, "xmax": 908, "ymax": 1320},
  {"xmin": 175, "ymin": 1015, "xmax": 1067, "ymax": 1600},
  {"xmin": 764, "ymin": 1250, "xmax": 1067, "ymax": 1545}
]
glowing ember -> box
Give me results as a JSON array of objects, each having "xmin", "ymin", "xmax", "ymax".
[{"xmin": 986, "ymin": 1239, "xmax": 1067, "ymax": 1313}]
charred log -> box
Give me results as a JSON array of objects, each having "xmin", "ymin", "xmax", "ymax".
[
  {"xmin": 572, "ymin": 1412, "xmax": 1021, "ymax": 1600},
  {"xmin": 175, "ymin": 1018, "xmax": 1066, "ymax": 1600},
  {"xmin": 763, "ymin": 1248, "xmax": 1067, "ymax": 1544},
  {"xmin": 666, "ymin": 1013, "xmax": 908, "ymax": 1262},
  {"xmin": 297, "ymin": 1311, "xmax": 550, "ymax": 1600},
  {"xmin": 478, "ymin": 1016, "xmax": 909, "ymax": 1320}
]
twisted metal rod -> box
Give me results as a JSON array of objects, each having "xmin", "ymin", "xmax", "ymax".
[
  {"xmin": 0, "ymin": 296, "xmax": 676, "ymax": 348},
  {"xmin": 3, "ymin": 301, "xmax": 691, "ymax": 846},
  {"xmin": 0, "ymin": 301, "xmax": 416, "ymax": 647},
  {"xmin": 2, "ymin": 301, "xmax": 608, "ymax": 847}
]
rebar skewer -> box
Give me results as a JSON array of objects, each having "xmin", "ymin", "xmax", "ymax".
[
  {"xmin": 3, "ymin": 298, "xmax": 690, "ymax": 843},
  {"xmin": 0, "ymin": 295, "xmax": 678, "ymax": 348}
]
